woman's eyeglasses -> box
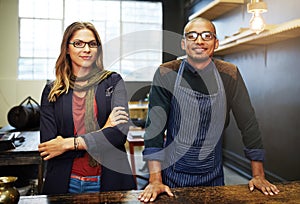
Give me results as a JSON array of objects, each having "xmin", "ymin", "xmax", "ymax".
[{"xmin": 69, "ymin": 40, "xmax": 100, "ymax": 48}]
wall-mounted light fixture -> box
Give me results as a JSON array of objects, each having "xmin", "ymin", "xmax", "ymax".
[{"xmin": 247, "ymin": 0, "xmax": 268, "ymax": 34}]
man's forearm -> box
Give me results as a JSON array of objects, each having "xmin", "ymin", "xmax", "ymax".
[
  {"xmin": 251, "ymin": 160, "xmax": 265, "ymax": 178},
  {"xmin": 148, "ymin": 160, "xmax": 163, "ymax": 183}
]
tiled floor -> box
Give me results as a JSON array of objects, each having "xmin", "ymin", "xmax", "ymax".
[{"xmin": 128, "ymin": 145, "xmax": 249, "ymax": 190}]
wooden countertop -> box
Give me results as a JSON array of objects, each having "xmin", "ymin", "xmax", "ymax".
[{"xmin": 19, "ymin": 181, "xmax": 300, "ymax": 203}]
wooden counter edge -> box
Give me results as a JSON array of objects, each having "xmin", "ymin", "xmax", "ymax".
[{"xmin": 19, "ymin": 181, "xmax": 300, "ymax": 204}]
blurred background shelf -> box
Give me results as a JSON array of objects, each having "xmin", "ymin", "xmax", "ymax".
[
  {"xmin": 215, "ymin": 18, "xmax": 300, "ymax": 56},
  {"xmin": 189, "ymin": 0, "xmax": 245, "ymax": 20}
]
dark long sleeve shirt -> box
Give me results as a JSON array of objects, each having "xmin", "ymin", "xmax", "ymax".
[{"xmin": 143, "ymin": 59, "xmax": 265, "ymax": 162}]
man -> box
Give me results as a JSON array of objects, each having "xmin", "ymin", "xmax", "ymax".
[{"xmin": 138, "ymin": 17, "xmax": 279, "ymax": 202}]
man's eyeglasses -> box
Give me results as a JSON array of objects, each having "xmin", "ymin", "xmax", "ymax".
[
  {"xmin": 184, "ymin": 31, "xmax": 216, "ymax": 41},
  {"xmin": 69, "ymin": 40, "xmax": 100, "ymax": 48}
]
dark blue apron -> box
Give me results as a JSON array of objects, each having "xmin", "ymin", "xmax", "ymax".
[{"xmin": 162, "ymin": 60, "xmax": 226, "ymax": 187}]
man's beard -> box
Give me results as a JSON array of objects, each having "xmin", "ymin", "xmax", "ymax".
[{"xmin": 190, "ymin": 53, "xmax": 210, "ymax": 63}]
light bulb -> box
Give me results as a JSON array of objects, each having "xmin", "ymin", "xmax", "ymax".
[{"xmin": 249, "ymin": 12, "xmax": 266, "ymax": 34}]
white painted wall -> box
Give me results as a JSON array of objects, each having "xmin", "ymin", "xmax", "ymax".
[{"xmin": 0, "ymin": 0, "xmax": 45, "ymax": 127}]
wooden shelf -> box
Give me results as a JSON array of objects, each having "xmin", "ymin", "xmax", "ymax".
[
  {"xmin": 215, "ymin": 19, "xmax": 300, "ymax": 56},
  {"xmin": 128, "ymin": 102, "xmax": 148, "ymax": 120},
  {"xmin": 189, "ymin": 0, "xmax": 245, "ymax": 20}
]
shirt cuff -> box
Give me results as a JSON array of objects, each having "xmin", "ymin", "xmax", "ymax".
[
  {"xmin": 244, "ymin": 148, "xmax": 265, "ymax": 161},
  {"xmin": 143, "ymin": 147, "xmax": 165, "ymax": 161}
]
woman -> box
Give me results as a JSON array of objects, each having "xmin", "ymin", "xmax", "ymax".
[{"xmin": 38, "ymin": 22, "xmax": 136, "ymax": 194}]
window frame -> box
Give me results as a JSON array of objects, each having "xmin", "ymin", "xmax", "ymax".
[{"xmin": 18, "ymin": 0, "xmax": 163, "ymax": 81}]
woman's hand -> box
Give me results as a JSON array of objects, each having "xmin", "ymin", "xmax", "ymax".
[
  {"xmin": 103, "ymin": 106, "xmax": 129, "ymax": 128},
  {"xmin": 38, "ymin": 136, "xmax": 73, "ymax": 160}
]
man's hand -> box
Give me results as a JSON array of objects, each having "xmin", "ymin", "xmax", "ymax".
[
  {"xmin": 138, "ymin": 181, "xmax": 174, "ymax": 202},
  {"xmin": 249, "ymin": 161, "xmax": 280, "ymax": 195},
  {"xmin": 138, "ymin": 160, "xmax": 173, "ymax": 202},
  {"xmin": 249, "ymin": 176, "xmax": 280, "ymax": 195}
]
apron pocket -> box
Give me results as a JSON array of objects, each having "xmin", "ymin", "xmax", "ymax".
[{"xmin": 173, "ymin": 143, "xmax": 215, "ymax": 174}]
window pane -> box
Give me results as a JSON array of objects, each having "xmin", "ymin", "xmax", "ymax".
[
  {"xmin": 33, "ymin": 58, "xmax": 56, "ymax": 79},
  {"xmin": 18, "ymin": 58, "xmax": 34, "ymax": 80},
  {"xmin": 65, "ymin": 0, "xmax": 120, "ymax": 23},
  {"xmin": 19, "ymin": 58, "xmax": 56, "ymax": 80},
  {"xmin": 19, "ymin": 0, "xmax": 162, "ymax": 81},
  {"xmin": 20, "ymin": 19, "xmax": 62, "ymax": 58},
  {"xmin": 65, "ymin": 1, "xmax": 121, "ymax": 42},
  {"xmin": 121, "ymin": 56, "xmax": 157, "ymax": 81},
  {"xmin": 120, "ymin": 1, "xmax": 162, "ymax": 81},
  {"xmin": 19, "ymin": 0, "xmax": 63, "ymax": 19},
  {"xmin": 122, "ymin": 1, "xmax": 162, "ymax": 24}
]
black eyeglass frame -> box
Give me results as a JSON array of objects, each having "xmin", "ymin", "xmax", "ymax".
[
  {"xmin": 184, "ymin": 31, "xmax": 217, "ymax": 41},
  {"xmin": 68, "ymin": 40, "xmax": 100, "ymax": 48}
]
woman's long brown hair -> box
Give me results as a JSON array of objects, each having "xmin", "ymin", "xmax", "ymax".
[{"xmin": 48, "ymin": 22, "xmax": 104, "ymax": 102}]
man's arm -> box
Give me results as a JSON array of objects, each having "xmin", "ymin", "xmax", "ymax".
[
  {"xmin": 222, "ymin": 66, "xmax": 279, "ymax": 196},
  {"xmin": 140, "ymin": 64, "xmax": 179, "ymax": 202}
]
